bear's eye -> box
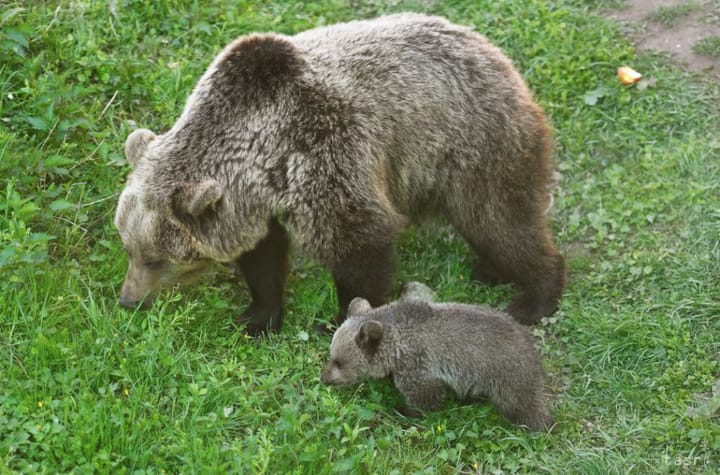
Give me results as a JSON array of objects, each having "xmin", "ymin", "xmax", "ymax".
[{"xmin": 333, "ymin": 360, "xmax": 343, "ymax": 369}]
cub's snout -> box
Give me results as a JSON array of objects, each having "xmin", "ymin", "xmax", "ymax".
[{"xmin": 321, "ymin": 365, "xmax": 336, "ymax": 385}]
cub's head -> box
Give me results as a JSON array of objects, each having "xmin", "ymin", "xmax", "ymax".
[
  {"xmin": 114, "ymin": 128, "xmax": 224, "ymax": 309},
  {"xmin": 321, "ymin": 298, "xmax": 392, "ymax": 386}
]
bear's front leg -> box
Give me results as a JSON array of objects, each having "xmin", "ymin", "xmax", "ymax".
[
  {"xmin": 394, "ymin": 374, "xmax": 447, "ymax": 416},
  {"xmin": 329, "ymin": 241, "xmax": 395, "ymax": 327},
  {"xmin": 233, "ymin": 218, "xmax": 289, "ymax": 336}
]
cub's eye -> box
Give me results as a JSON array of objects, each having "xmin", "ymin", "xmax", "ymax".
[
  {"xmin": 144, "ymin": 260, "xmax": 166, "ymax": 271},
  {"xmin": 333, "ymin": 360, "xmax": 343, "ymax": 369}
]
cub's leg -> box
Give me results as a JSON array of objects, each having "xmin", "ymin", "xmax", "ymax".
[
  {"xmin": 329, "ymin": 241, "xmax": 395, "ymax": 327},
  {"xmin": 394, "ymin": 374, "xmax": 447, "ymax": 417},
  {"xmin": 491, "ymin": 380, "xmax": 554, "ymax": 432},
  {"xmin": 233, "ymin": 218, "xmax": 289, "ymax": 336}
]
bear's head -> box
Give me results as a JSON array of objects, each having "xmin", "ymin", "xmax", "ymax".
[
  {"xmin": 113, "ymin": 128, "xmax": 230, "ymax": 309},
  {"xmin": 321, "ymin": 298, "xmax": 392, "ymax": 386}
]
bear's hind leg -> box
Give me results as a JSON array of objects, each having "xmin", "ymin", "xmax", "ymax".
[
  {"xmin": 471, "ymin": 246, "xmax": 510, "ymax": 286},
  {"xmin": 464, "ymin": 226, "xmax": 566, "ymax": 325},
  {"xmin": 503, "ymin": 239, "xmax": 566, "ymax": 325},
  {"xmin": 234, "ymin": 217, "xmax": 289, "ymax": 336},
  {"xmin": 329, "ymin": 241, "xmax": 395, "ymax": 327},
  {"xmin": 493, "ymin": 387, "xmax": 554, "ymax": 432}
]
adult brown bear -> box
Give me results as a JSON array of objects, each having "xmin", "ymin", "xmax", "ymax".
[{"xmin": 114, "ymin": 13, "xmax": 566, "ymax": 335}]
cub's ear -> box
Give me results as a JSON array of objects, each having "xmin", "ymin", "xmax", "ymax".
[
  {"xmin": 125, "ymin": 128, "xmax": 156, "ymax": 169},
  {"xmin": 355, "ymin": 320, "xmax": 383, "ymax": 356},
  {"xmin": 173, "ymin": 180, "xmax": 224, "ymax": 217},
  {"xmin": 399, "ymin": 281, "xmax": 436, "ymax": 302},
  {"xmin": 348, "ymin": 297, "xmax": 372, "ymax": 315}
]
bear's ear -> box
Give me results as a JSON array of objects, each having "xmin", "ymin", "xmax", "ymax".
[
  {"xmin": 125, "ymin": 128, "xmax": 157, "ymax": 169},
  {"xmin": 355, "ymin": 320, "xmax": 383, "ymax": 356},
  {"xmin": 348, "ymin": 297, "xmax": 372, "ymax": 315},
  {"xmin": 174, "ymin": 180, "xmax": 224, "ymax": 218},
  {"xmin": 399, "ymin": 281, "xmax": 436, "ymax": 302}
]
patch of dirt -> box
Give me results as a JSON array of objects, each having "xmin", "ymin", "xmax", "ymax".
[{"xmin": 607, "ymin": 0, "xmax": 720, "ymax": 74}]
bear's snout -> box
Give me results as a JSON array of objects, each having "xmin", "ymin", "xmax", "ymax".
[
  {"xmin": 119, "ymin": 261, "xmax": 161, "ymax": 310},
  {"xmin": 119, "ymin": 294, "xmax": 138, "ymax": 309},
  {"xmin": 321, "ymin": 365, "xmax": 335, "ymax": 385},
  {"xmin": 119, "ymin": 294, "xmax": 153, "ymax": 310}
]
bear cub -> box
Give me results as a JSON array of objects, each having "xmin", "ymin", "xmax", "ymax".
[{"xmin": 321, "ymin": 283, "xmax": 554, "ymax": 431}]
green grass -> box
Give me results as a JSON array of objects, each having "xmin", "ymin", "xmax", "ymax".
[
  {"xmin": 694, "ymin": 35, "xmax": 720, "ymax": 57},
  {"xmin": 648, "ymin": 2, "xmax": 699, "ymax": 26},
  {"xmin": 2, "ymin": 0, "xmax": 719, "ymax": 472}
]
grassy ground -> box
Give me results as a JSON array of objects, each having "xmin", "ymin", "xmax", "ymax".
[{"xmin": 1, "ymin": 0, "xmax": 719, "ymax": 472}]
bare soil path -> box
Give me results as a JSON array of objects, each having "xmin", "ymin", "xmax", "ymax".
[{"xmin": 607, "ymin": 0, "xmax": 719, "ymax": 74}]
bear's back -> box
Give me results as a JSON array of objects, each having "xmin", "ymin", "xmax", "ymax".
[
  {"xmin": 385, "ymin": 300, "xmax": 541, "ymax": 397},
  {"xmin": 290, "ymin": 13, "xmax": 540, "ymax": 219},
  {"xmin": 292, "ymin": 13, "xmax": 522, "ymax": 111},
  {"xmin": 392, "ymin": 301, "xmax": 528, "ymax": 348}
]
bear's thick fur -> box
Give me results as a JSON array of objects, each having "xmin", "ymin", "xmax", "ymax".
[
  {"xmin": 114, "ymin": 13, "xmax": 566, "ymax": 335},
  {"xmin": 321, "ymin": 283, "xmax": 554, "ymax": 431}
]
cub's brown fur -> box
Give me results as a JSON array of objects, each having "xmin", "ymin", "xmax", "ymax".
[
  {"xmin": 321, "ymin": 283, "xmax": 554, "ymax": 431},
  {"xmin": 114, "ymin": 13, "xmax": 566, "ymax": 335}
]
